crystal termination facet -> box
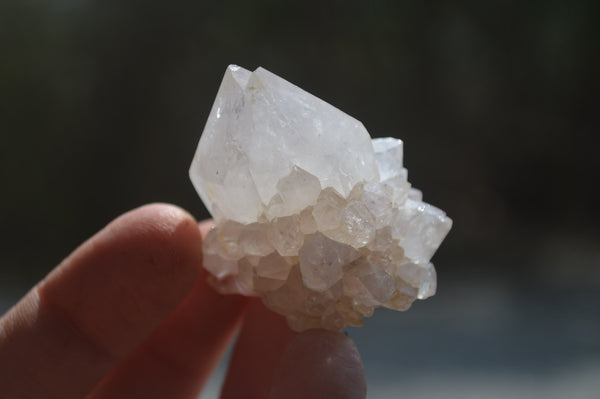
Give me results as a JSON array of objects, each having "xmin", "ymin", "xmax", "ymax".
[{"xmin": 189, "ymin": 65, "xmax": 452, "ymax": 332}]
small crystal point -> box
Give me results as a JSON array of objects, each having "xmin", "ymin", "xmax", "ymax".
[
  {"xmin": 299, "ymin": 233, "xmax": 358, "ymax": 292},
  {"xmin": 256, "ymin": 252, "xmax": 292, "ymax": 281},
  {"xmin": 239, "ymin": 223, "xmax": 273, "ymax": 256},
  {"xmin": 190, "ymin": 65, "xmax": 452, "ymax": 331},
  {"xmin": 312, "ymin": 187, "xmax": 346, "ymax": 231},
  {"xmin": 271, "ymin": 166, "xmax": 321, "ymax": 218},
  {"xmin": 372, "ymin": 137, "xmax": 404, "ymax": 181},
  {"xmin": 267, "ymin": 215, "xmax": 304, "ymax": 257}
]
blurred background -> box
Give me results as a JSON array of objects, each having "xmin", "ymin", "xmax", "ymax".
[{"xmin": 1, "ymin": 0, "xmax": 599, "ymax": 397}]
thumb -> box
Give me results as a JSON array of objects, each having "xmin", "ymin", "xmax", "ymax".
[{"xmin": 268, "ymin": 329, "xmax": 367, "ymax": 399}]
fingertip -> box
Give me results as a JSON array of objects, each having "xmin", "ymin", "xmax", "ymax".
[
  {"xmin": 269, "ymin": 329, "xmax": 366, "ymax": 399},
  {"xmin": 108, "ymin": 203, "xmax": 203, "ymax": 264},
  {"xmin": 95, "ymin": 202, "xmax": 204, "ymax": 285}
]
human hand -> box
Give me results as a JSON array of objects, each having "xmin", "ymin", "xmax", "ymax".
[{"xmin": 0, "ymin": 204, "xmax": 366, "ymax": 399}]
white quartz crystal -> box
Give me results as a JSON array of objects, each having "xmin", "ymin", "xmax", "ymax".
[{"xmin": 190, "ymin": 65, "xmax": 452, "ymax": 332}]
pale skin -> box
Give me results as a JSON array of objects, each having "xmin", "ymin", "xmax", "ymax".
[{"xmin": 0, "ymin": 204, "xmax": 366, "ymax": 399}]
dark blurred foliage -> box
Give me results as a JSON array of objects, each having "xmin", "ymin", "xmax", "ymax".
[{"xmin": 1, "ymin": 0, "xmax": 599, "ymax": 292}]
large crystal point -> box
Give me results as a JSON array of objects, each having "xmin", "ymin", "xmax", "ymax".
[
  {"xmin": 190, "ymin": 65, "xmax": 378, "ymax": 224},
  {"xmin": 190, "ymin": 65, "xmax": 452, "ymax": 331}
]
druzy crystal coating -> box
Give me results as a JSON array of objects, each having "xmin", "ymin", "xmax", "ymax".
[{"xmin": 189, "ymin": 65, "xmax": 452, "ymax": 332}]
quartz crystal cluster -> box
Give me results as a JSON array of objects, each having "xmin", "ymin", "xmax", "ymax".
[{"xmin": 189, "ymin": 65, "xmax": 452, "ymax": 332}]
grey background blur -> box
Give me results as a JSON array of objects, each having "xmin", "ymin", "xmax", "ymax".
[{"xmin": 1, "ymin": 1, "xmax": 599, "ymax": 398}]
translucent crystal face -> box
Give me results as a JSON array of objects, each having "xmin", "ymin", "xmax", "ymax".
[{"xmin": 190, "ymin": 65, "xmax": 452, "ymax": 332}]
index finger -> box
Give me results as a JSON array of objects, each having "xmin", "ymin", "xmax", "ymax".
[
  {"xmin": 0, "ymin": 204, "xmax": 205, "ymax": 398},
  {"xmin": 88, "ymin": 221, "xmax": 251, "ymax": 399}
]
